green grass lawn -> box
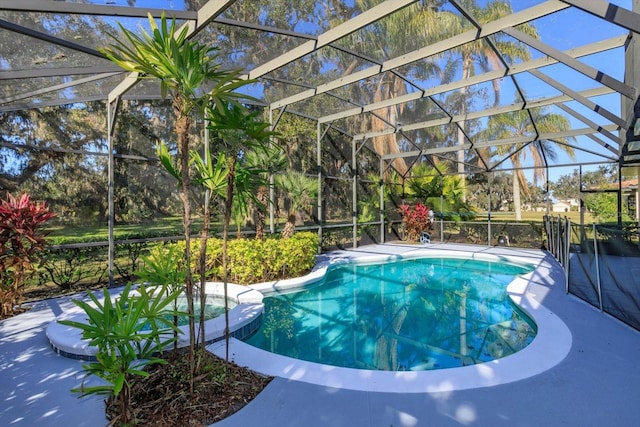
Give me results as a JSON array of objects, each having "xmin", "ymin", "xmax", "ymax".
[
  {"xmin": 45, "ymin": 216, "xmax": 205, "ymax": 244},
  {"xmin": 44, "ymin": 211, "xmax": 597, "ymax": 245},
  {"xmin": 474, "ymin": 210, "xmax": 593, "ymax": 223}
]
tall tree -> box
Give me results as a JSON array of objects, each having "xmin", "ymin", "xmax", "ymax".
[
  {"xmin": 448, "ymin": 0, "xmax": 537, "ymax": 190},
  {"xmin": 480, "ymin": 108, "xmax": 575, "ymax": 220},
  {"xmin": 550, "ymin": 169, "xmax": 580, "ymax": 201},
  {"xmin": 100, "ymin": 13, "xmax": 252, "ymax": 391},
  {"xmin": 349, "ymin": 0, "xmax": 458, "ymax": 177}
]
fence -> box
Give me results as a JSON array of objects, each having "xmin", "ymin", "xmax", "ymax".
[{"xmin": 544, "ymin": 215, "xmax": 640, "ymax": 330}]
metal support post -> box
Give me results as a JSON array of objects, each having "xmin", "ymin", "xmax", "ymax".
[
  {"xmin": 593, "ymin": 224, "xmax": 603, "ymax": 311},
  {"xmin": 107, "ymin": 98, "xmax": 118, "ymax": 286},
  {"xmin": 317, "ymin": 122, "xmax": 323, "ymax": 254},
  {"xmin": 379, "ymin": 157, "xmax": 385, "ymax": 244},
  {"xmin": 352, "ymin": 138, "xmax": 358, "ymax": 249}
]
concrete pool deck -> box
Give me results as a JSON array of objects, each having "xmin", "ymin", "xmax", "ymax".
[{"xmin": 2, "ymin": 243, "xmax": 640, "ymax": 426}]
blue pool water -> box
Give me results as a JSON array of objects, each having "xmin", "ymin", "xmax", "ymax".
[
  {"xmin": 139, "ymin": 296, "xmax": 233, "ymax": 330},
  {"xmin": 245, "ymin": 257, "xmax": 537, "ymax": 371}
]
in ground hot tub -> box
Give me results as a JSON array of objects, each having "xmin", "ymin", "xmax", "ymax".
[{"xmin": 47, "ymin": 282, "xmax": 263, "ymax": 360}]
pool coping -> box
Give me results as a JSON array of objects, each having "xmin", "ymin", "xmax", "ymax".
[{"xmin": 208, "ymin": 246, "xmax": 572, "ymax": 393}]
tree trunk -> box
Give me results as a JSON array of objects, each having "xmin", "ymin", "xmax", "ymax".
[
  {"xmin": 222, "ymin": 156, "xmax": 237, "ymax": 367},
  {"xmin": 255, "ymin": 185, "xmax": 268, "ymax": 240},
  {"xmin": 513, "ymin": 171, "xmax": 522, "ymax": 221},
  {"xmin": 173, "ymin": 94, "xmax": 195, "ymax": 393},
  {"xmin": 281, "ymin": 214, "xmax": 296, "ymax": 239},
  {"xmin": 197, "ymin": 201, "xmax": 211, "ymax": 351}
]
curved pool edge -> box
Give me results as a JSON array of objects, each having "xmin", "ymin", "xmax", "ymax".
[
  {"xmin": 46, "ymin": 282, "xmax": 264, "ymax": 360},
  {"xmin": 208, "ymin": 246, "xmax": 572, "ymax": 393}
]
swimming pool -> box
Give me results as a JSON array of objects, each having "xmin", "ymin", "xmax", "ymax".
[
  {"xmin": 208, "ymin": 245, "xmax": 573, "ymax": 392},
  {"xmin": 245, "ymin": 256, "xmax": 536, "ymax": 371}
]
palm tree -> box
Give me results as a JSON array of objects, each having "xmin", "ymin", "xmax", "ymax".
[
  {"xmin": 277, "ymin": 171, "xmax": 318, "ymax": 238},
  {"xmin": 244, "ymin": 146, "xmax": 286, "ymax": 240},
  {"xmin": 449, "ymin": 1, "xmax": 537, "ymax": 187},
  {"xmin": 206, "ymin": 104, "xmax": 274, "ymax": 362},
  {"xmin": 100, "ymin": 13, "xmax": 253, "ymax": 389},
  {"xmin": 344, "ymin": 1, "xmax": 459, "ymax": 177},
  {"xmin": 479, "ymin": 108, "xmax": 575, "ymax": 220}
]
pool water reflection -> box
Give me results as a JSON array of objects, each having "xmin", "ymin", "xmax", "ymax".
[{"xmin": 245, "ymin": 257, "xmax": 536, "ymax": 371}]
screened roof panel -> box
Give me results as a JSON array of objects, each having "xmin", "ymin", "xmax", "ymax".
[
  {"xmin": 263, "ymin": 45, "xmax": 379, "ymax": 88},
  {"xmin": 580, "ymin": 48, "xmax": 627, "ymax": 82},
  {"xmin": 325, "ymin": 71, "xmax": 423, "ymax": 108},
  {"xmin": 260, "ymin": 78, "xmax": 311, "ymax": 105},
  {"xmin": 0, "ymin": 28, "xmax": 112, "ymax": 73},
  {"xmin": 1, "ymin": 73, "xmax": 125, "ymax": 108},
  {"xmin": 57, "ymin": 1, "xmax": 201, "ymax": 11},
  {"xmin": 511, "ymin": 72, "xmax": 564, "ymax": 102},
  {"xmin": 330, "ymin": 2, "xmax": 472, "ymax": 64},
  {"xmin": 195, "ymin": 23, "xmax": 311, "ymax": 72},
  {"xmin": 562, "ymin": 99, "xmax": 619, "ymax": 129},
  {"xmin": 396, "ymin": 97, "xmax": 450, "ymax": 127},
  {"xmin": 530, "ymin": 6, "xmax": 629, "ymax": 51},
  {"xmin": 218, "ymin": 0, "xmax": 369, "ymax": 36},
  {"xmin": 0, "ymin": 10, "xmax": 190, "ymax": 51},
  {"xmin": 288, "ymin": 92, "xmax": 358, "ymax": 119},
  {"xmin": 539, "ymin": 62, "xmax": 613, "ymax": 94},
  {"xmin": 0, "ymin": 0, "xmax": 638, "ymax": 172}
]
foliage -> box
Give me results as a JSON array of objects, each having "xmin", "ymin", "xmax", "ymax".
[
  {"xmin": 481, "ymin": 107, "xmax": 574, "ymax": 220},
  {"xmin": 398, "ymin": 202, "xmax": 431, "ymax": 242},
  {"xmin": 100, "ymin": 14, "xmax": 248, "ymax": 112},
  {"xmin": 169, "ymin": 232, "xmax": 318, "ymax": 284},
  {"xmin": 584, "ymin": 193, "xmax": 620, "ymax": 223},
  {"xmin": 59, "ymin": 283, "xmax": 182, "ymax": 426},
  {"xmin": 404, "ymin": 164, "xmax": 474, "ymax": 219},
  {"xmin": 276, "ymin": 171, "xmax": 318, "ymax": 238},
  {"xmin": 40, "ymin": 246, "xmax": 107, "ymax": 290},
  {"xmin": 550, "ymin": 169, "xmax": 580, "ymax": 201},
  {"xmin": 577, "ymin": 166, "xmax": 635, "ymax": 223},
  {"xmin": 114, "ymin": 242, "xmax": 147, "ymax": 281},
  {"xmin": 0, "ymin": 192, "xmax": 54, "ymax": 318},
  {"xmin": 243, "ymin": 146, "xmax": 287, "ymax": 240},
  {"xmin": 137, "ymin": 244, "xmax": 187, "ymax": 352},
  {"xmin": 137, "ymin": 245, "xmax": 186, "ymax": 289},
  {"xmin": 101, "ymin": 11, "xmax": 260, "ymax": 388}
]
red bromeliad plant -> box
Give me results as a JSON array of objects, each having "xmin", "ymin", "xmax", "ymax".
[
  {"xmin": 0, "ymin": 193, "xmax": 55, "ymax": 318},
  {"xmin": 398, "ymin": 202, "xmax": 430, "ymax": 242}
]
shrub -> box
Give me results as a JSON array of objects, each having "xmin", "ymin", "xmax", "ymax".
[
  {"xmin": 0, "ymin": 193, "xmax": 54, "ymax": 318},
  {"xmin": 164, "ymin": 232, "xmax": 318, "ymax": 284},
  {"xmin": 399, "ymin": 202, "xmax": 430, "ymax": 242},
  {"xmin": 40, "ymin": 246, "xmax": 107, "ymax": 290}
]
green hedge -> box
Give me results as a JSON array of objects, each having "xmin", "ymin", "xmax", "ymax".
[{"xmin": 159, "ymin": 232, "xmax": 318, "ymax": 285}]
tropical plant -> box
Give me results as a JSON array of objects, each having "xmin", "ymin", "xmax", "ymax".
[
  {"xmin": 0, "ymin": 192, "xmax": 54, "ymax": 318},
  {"xmin": 244, "ymin": 146, "xmax": 286, "ymax": 240},
  {"xmin": 276, "ymin": 171, "xmax": 318, "ymax": 238},
  {"xmin": 59, "ymin": 283, "xmax": 182, "ymax": 426},
  {"xmin": 136, "ymin": 245, "xmax": 186, "ymax": 351},
  {"xmin": 405, "ymin": 163, "xmax": 472, "ymax": 219},
  {"xmin": 204, "ymin": 103, "xmax": 275, "ymax": 362},
  {"xmin": 100, "ymin": 12, "xmax": 254, "ymax": 388},
  {"xmin": 398, "ymin": 202, "xmax": 431, "ymax": 241}
]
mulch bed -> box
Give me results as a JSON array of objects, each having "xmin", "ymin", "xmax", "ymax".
[{"xmin": 107, "ymin": 348, "xmax": 272, "ymax": 426}]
